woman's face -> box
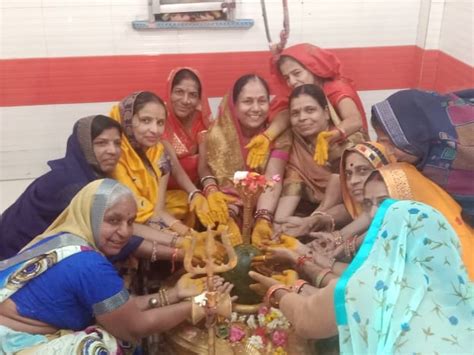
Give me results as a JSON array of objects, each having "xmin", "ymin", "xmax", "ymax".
[
  {"xmin": 290, "ymin": 93, "xmax": 330, "ymax": 139},
  {"xmin": 279, "ymin": 58, "xmax": 317, "ymax": 89},
  {"xmin": 92, "ymin": 127, "xmax": 122, "ymax": 174},
  {"xmin": 98, "ymin": 195, "xmax": 137, "ymax": 256},
  {"xmin": 171, "ymin": 78, "xmax": 200, "ymax": 120},
  {"xmin": 344, "ymin": 152, "xmax": 375, "ymax": 203},
  {"xmin": 235, "ymin": 80, "xmax": 269, "ymax": 131},
  {"xmin": 362, "ymin": 178, "xmax": 389, "ymax": 218},
  {"xmin": 375, "ymin": 126, "xmax": 419, "ymax": 164},
  {"xmin": 132, "ymin": 102, "xmax": 166, "ymax": 148}
]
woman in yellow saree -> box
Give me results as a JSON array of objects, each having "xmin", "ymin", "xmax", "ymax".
[{"xmin": 199, "ymin": 74, "xmax": 292, "ymax": 247}]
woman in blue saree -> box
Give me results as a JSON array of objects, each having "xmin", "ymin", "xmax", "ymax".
[
  {"xmin": 250, "ymin": 172, "xmax": 473, "ymax": 353},
  {"xmin": 0, "ymin": 179, "xmax": 231, "ymax": 354}
]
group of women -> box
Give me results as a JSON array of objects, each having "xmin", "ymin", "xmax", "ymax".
[{"xmin": 0, "ymin": 43, "xmax": 473, "ymax": 354}]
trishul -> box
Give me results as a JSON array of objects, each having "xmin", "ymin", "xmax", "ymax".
[{"xmin": 183, "ymin": 228, "xmax": 237, "ymax": 355}]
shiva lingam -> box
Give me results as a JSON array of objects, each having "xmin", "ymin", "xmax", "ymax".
[
  {"xmin": 221, "ymin": 171, "xmax": 279, "ymax": 306},
  {"xmin": 183, "ymin": 228, "xmax": 238, "ymax": 355}
]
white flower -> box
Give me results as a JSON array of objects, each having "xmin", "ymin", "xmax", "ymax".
[
  {"xmin": 231, "ymin": 312, "xmax": 238, "ymax": 323},
  {"xmin": 238, "ymin": 315, "xmax": 247, "ymax": 323},
  {"xmin": 246, "ymin": 315, "xmax": 257, "ymax": 329},
  {"xmin": 257, "ymin": 314, "xmax": 266, "ymax": 327},
  {"xmin": 247, "ymin": 335, "xmax": 264, "ymax": 349},
  {"xmin": 233, "ymin": 171, "xmax": 249, "ymax": 182}
]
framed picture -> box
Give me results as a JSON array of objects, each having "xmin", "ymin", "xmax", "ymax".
[{"xmin": 150, "ymin": 0, "xmax": 235, "ymax": 21}]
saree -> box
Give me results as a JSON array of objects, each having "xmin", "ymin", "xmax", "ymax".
[
  {"xmin": 0, "ymin": 179, "xmax": 130, "ymax": 353},
  {"xmin": 270, "ymin": 43, "xmax": 367, "ymax": 132},
  {"xmin": 206, "ymin": 93, "xmax": 292, "ymax": 189},
  {"xmin": 372, "ymin": 89, "xmax": 474, "ymax": 225},
  {"xmin": 334, "ymin": 199, "xmax": 473, "ymax": 354},
  {"xmin": 110, "ymin": 92, "xmax": 165, "ymax": 223},
  {"xmin": 0, "ymin": 116, "xmax": 103, "ymax": 260},
  {"xmin": 340, "ymin": 142, "xmax": 396, "ymax": 219},
  {"xmin": 162, "ymin": 67, "xmax": 212, "ymax": 188},
  {"xmin": 379, "ymin": 162, "xmax": 474, "ymax": 279}
]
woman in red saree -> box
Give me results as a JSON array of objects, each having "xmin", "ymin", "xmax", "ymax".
[
  {"xmin": 246, "ymin": 43, "xmax": 367, "ymax": 169},
  {"xmin": 162, "ymin": 68, "xmax": 213, "ymax": 223}
]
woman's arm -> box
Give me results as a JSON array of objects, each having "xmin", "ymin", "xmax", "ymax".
[
  {"xmin": 256, "ymin": 156, "xmax": 286, "ymax": 213},
  {"xmin": 331, "ymin": 98, "xmax": 363, "ymax": 140},
  {"xmin": 197, "ymin": 138, "xmax": 212, "ymax": 182},
  {"xmin": 274, "ymin": 195, "xmax": 301, "ymax": 222},
  {"xmin": 162, "ymin": 141, "xmax": 197, "ymax": 194},
  {"xmin": 278, "ymin": 279, "xmax": 338, "ymax": 339}
]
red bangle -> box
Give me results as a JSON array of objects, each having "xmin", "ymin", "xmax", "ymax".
[
  {"xmin": 264, "ymin": 284, "xmax": 290, "ymax": 308},
  {"xmin": 292, "ymin": 279, "xmax": 309, "ymax": 294},
  {"xmin": 334, "ymin": 125, "xmax": 347, "ymax": 142},
  {"xmin": 170, "ymin": 248, "xmax": 179, "ymax": 273},
  {"xmin": 262, "ymin": 132, "xmax": 273, "ymax": 142}
]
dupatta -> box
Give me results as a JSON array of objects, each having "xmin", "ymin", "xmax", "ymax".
[
  {"xmin": 335, "ymin": 199, "xmax": 473, "ymax": 354},
  {"xmin": 162, "ymin": 67, "xmax": 212, "ymax": 187},
  {"xmin": 0, "ymin": 116, "xmax": 103, "ymax": 260},
  {"xmin": 378, "ymin": 162, "xmax": 474, "ymax": 279},
  {"xmin": 339, "ymin": 142, "xmax": 395, "ymax": 219},
  {"xmin": 270, "ymin": 43, "xmax": 367, "ymax": 130},
  {"xmin": 110, "ymin": 92, "xmax": 165, "ymax": 223},
  {"xmin": 372, "ymin": 89, "xmax": 474, "ymax": 224}
]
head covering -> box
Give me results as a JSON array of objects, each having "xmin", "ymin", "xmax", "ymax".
[
  {"xmin": 372, "ymin": 89, "xmax": 474, "ymax": 222},
  {"xmin": 270, "ymin": 43, "xmax": 367, "ymax": 130},
  {"xmin": 0, "ymin": 179, "xmax": 132, "ymax": 301},
  {"xmin": 335, "ymin": 200, "xmax": 473, "ymax": 353},
  {"xmin": 0, "ymin": 116, "xmax": 111, "ymax": 260},
  {"xmin": 109, "ymin": 92, "xmax": 165, "ymax": 223},
  {"xmin": 162, "ymin": 67, "xmax": 212, "ymax": 187},
  {"xmin": 378, "ymin": 162, "xmax": 474, "ymax": 279},
  {"xmin": 340, "ymin": 142, "xmax": 395, "ymax": 218}
]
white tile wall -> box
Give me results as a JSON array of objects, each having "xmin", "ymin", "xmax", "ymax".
[
  {"xmin": 1, "ymin": 0, "xmax": 423, "ymax": 59},
  {"xmin": 439, "ymin": 0, "xmax": 473, "ymax": 65}
]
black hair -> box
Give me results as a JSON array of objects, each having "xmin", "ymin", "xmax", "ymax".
[
  {"xmin": 172, "ymin": 69, "xmax": 202, "ymax": 98},
  {"xmin": 364, "ymin": 170, "xmax": 384, "ymax": 187},
  {"xmin": 91, "ymin": 115, "xmax": 122, "ymax": 140},
  {"xmin": 289, "ymin": 84, "xmax": 328, "ymax": 108},
  {"xmin": 232, "ymin": 74, "xmax": 270, "ymax": 104},
  {"xmin": 370, "ymin": 111, "xmax": 383, "ymax": 131},
  {"xmin": 133, "ymin": 91, "xmax": 166, "ymax": 115}
]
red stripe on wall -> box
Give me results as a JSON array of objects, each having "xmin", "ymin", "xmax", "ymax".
[{"xmin": 0, "ymin": 46, "xmax": 472, "ymax": 107}]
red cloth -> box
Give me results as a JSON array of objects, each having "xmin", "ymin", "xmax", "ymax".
[
  {"xmin": 269, "ymin": 43, "xmax": 367, "ymax": 131},
  {"xmin": 162, "ymin": 67, "xmax": 212, "ymax": 188}
]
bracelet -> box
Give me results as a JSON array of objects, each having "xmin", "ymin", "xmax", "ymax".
[
  {"xmin": 148, "ymin": 297, "xmax": 160, "ymax": 309},
  {"xmin": 314, "ymin": 268, "xmax": 332, "ymax": 288},
  {"xmin": 188, "ymin": 189, "xmax": 203, "ymax": 204},
  {"xmin": 200, "ymin": 175, "xmax": 218, "ymax": 186},
  {"xmin": 151, "ymin": 241, "xmax": 158, "ymax": 263},
  {"xmin": 349, "ymin": 235, "xmax": 358, "ymax": 255},
  {"xmin": 254, "ymin": 209, "xmax": 274, "ymax": 224},
  {"xmin": 334, "ymin": 125, "xmax": 347, "ymax": 142},
  {"xmin": 262, "ymin": 132, "xmax": 274, "ymax": 142},
  {"xmin": 292, "ymin": 279, "xmax": 309, "ymax": 294},
  {"xmin": 310, "ymin": 210, "xmax": 335, "ymax": 232},
  {"xmin": 264, "ymin": 284, "xmax": 291, "ymax": 308},
  {"xmin": 203, "ymin": 183, "xmax": 219, "ymax": 196},
  {"xmin": 171, "ymin": 248, "xmax": 179, "ymax": 273},
  {"xmin": 159, "ymin": 288, "xmax": 170, "ymax": 306}
]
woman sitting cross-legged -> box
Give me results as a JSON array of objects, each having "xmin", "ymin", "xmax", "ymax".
[
  {"xmin": 250, "ymin": 172, "xmax": 473, "ymax": 353},
  {"xmin": 0, "ymin": 179, "xmax": 234, "ymax": 353}
]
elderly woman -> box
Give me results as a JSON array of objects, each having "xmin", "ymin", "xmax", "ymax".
[
  {"xmin": 372, "ymin": 88, "xmax": 474, "ymax": 226},
  {"xmin": 250, "ymin": 173, "xmax": 473, "ymax": 353},
  {"xmin": 198, "ymin": 74, "xmax": 292, "ymax": 246},
  {"xmin": 0, "ymin": 115, "xmax": 140, "ymax": 260},
  {"xmin": 245, "ymin": 43, "xmax": 367, "ymax": 169},
  {"xmin": 0, "ymin": 179, "xmax": 232, "ymax": 353}
]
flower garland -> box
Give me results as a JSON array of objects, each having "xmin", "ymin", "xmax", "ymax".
[{"xmin": 217, "ymin": 305, "xmax": 291, "ymax": 354}]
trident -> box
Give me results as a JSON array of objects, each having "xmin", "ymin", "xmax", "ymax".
[{"xmin": 183, "ymin": 228, "xmax": 238, "ymax": 355}]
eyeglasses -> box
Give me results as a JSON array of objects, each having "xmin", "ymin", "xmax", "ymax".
[{"xmin": 361, "ymin": 196, "xmax": 389, "ymax": 212}]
